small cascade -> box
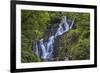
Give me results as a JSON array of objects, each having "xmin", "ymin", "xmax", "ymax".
[{"xmin": 32, "ymin": 16, "xmax": 75, "ymax": 61}]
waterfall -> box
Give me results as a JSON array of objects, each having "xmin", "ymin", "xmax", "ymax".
[
  {"xmin": 55, "ymin": 16, "xmax": 69, "ymax": 37},
  {"xmin": 32, "ymin": 16, "xmax": 75, "ymax": 61}
]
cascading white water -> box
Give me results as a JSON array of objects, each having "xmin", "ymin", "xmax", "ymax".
[
  {"xmin": 40, "ymin": 36, "xmax": 54, "ymax": 60},
  {"xmin": 32, "ymin": 16, "xmax": 75, "ymax": 61},
  {"xmin": 55, "ymin": 16, "xmax": 70, "ymax": 37}
]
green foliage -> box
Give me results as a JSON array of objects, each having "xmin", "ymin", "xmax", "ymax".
[
  {"xmin": 54, "ymin": 12, "xmax": 90, "ymax": 60},
  {"xmin": 21, "ymin": 50, "xmax": 41, "ymax": 62},
  {"xmin": 21, "ymin": 10, "xmax": 90, "ymax": 62},
  {"xmin": 21, "ymin": 10, "xmax": 50, "ymax": 40},
  {"xmin": 21, "ymin": 10, "xmax": 51, "ymax": 62},
  {"xmin": 68, "ymin": 39, "xmax": 90, "ymax": 60}
]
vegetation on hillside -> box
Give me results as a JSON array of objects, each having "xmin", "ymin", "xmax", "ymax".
[{"xmin": 21, "ymin": 10, "xmax": 90, "ymax": 63}]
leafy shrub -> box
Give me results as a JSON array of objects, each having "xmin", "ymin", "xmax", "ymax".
[
  {"xmin": 68, "ymin": 39, "xmax": 90, "ymax": 60},
  {"xmin": 21, "ymin": 50, "xmax": 41, "ymax": 63}
]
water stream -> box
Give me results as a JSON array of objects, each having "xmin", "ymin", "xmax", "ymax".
[{"xmin": 32, "ymin": 16, "xmax": 75, "ymax": 61}]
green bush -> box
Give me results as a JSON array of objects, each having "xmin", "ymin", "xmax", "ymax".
[
  {"xmin": 68, "ymin": 39, "xmax": 90, "ymax": 60},
  {"xmin": 21, "ymin": 50, "xmax": 41, "ymax": 63}
]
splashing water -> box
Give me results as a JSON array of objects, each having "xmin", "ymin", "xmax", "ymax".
[{"xmin": 32, "ymin": 16, "xmax": 75, "ymax": 61}]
